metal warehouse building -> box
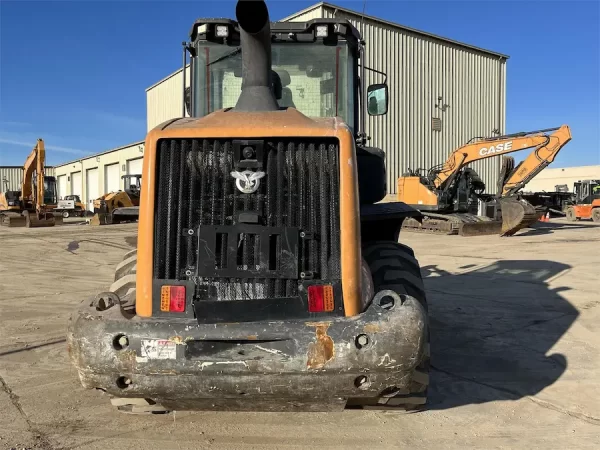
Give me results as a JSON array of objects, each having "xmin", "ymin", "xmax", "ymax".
[
  {"xmin": 146, "ymin": 1, "xmax": 508, "ymax": 194},
  {"xmin": 1, "ymin": 166, "xmax": 55, "ymax": 192}
]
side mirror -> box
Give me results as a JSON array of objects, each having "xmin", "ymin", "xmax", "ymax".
[{"xmin": 367, "ymin": 83, "xmax": 388, "ymax": 116}]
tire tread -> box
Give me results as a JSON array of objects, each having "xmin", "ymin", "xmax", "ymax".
[{"xmin": 359, "ymin": 241, "xmax": 430, "ymax": 411}]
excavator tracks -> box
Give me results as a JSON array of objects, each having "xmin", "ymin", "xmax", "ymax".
[
  {"xmin": 402, "ymin": 199, "xmax": 540, "ymax": 237},
  {"xmin": 402, "ymin": 213, "xmax": 502, "ymax": 236}
]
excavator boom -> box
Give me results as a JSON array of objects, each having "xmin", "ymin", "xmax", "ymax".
[
  {"xmin": 398, "ymin": 125, "xmax": 572, "ymax": 237},
  {"xmin": 433, "ymin": 125, "xmax": 571, "ymax": 190},
  {"xmin": 501, "ymin": 125, "xmax": 572, "ymax": 196}
]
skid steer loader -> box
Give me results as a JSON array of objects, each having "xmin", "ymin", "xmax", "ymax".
[{"xmin": 67, "ymin": 0, "xmax": 429, "ymax": 413}]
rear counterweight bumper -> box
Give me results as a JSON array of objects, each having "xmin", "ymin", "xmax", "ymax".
[{"xmin": 67, "ymin": 292, "xmax": 428, "ymax": 412}]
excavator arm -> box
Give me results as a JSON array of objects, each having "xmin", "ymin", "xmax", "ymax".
[
  {"xmin": 433, "ymin": 125, "xmax": 571, "ymax": 190},
  {"xmin": 500, "ymin": 125, "xmax": 572, "ymax": 196},
  {"xmin": 1, "ymin": 138, "xmax": 56, "ymax": 228},
  {"xmin": 21, "ymin": 138, "xmax": 47, "ymax": 216},
  {"xmin": 21, "ymin": 140, "xmax": 40, "ymax": 201}
]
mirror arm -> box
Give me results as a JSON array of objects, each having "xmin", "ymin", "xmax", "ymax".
[{"xmin": 358, "ymin": 64, "xmax": 387, "ymax": 84}]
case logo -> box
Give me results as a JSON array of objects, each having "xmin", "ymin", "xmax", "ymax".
[
  {"xmin": 479, "ymin": 141, "xmax": 513, "ymax": 156},
  {"xmin": 231, "ymin": 170, "xmax": 265, "ymax": 194}
]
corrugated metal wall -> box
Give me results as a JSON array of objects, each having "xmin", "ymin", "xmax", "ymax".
[
  {"xmin": 146, "ymin": 66, "xmax": 190, "ymax": 131},
  {"xmin": 0, "ymin": 166, "xmax": 55, "ymax": 192},
  {"xmin": 318, "ymin": 6, "xmax": 506, "ymax": 194}
]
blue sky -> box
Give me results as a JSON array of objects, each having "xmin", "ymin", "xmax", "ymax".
[{"xmin": 0, "ymin": 0, "xmax": 598, "ymax": 167}]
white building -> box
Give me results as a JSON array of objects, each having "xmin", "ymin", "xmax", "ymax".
[
  {"xmin": 52, "ymin": 142, "xmax": 144, "ymax": 212},
  {"xmin": 523, "ymin": 165, "xmax": 600, "ymax": 193}
]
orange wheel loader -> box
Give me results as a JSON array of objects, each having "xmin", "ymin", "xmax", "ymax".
[{"xmin": 67, "ymin": 0, "xmax": 429, "ymax": 414}]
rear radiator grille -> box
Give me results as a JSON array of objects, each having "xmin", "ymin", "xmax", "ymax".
[{"xmin": 153, "ymin": 138, "xmax": 341, "ymax": 301}]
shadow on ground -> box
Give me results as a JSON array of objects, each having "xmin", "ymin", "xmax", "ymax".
[
  {"xmin": 125, "ymin": 235, "xmax": 137, "ymax": 248},
  {"xmin": 422, "ymin": 259, "xmax": 578, "ymax": 410},
  {"xmin": 518, "ymin": 221, "xmax": 600, "ymax": 236}
]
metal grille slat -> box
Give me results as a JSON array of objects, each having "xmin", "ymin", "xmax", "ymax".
[{"xmin": 153, "ymin": 138, "xmax": 341, "ymax": 303}]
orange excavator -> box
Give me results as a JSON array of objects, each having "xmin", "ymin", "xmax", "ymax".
[
  {"xmin": 397, "ymin": 125, "xmax": 572, "ymax": 236},
  {"xmin": 0, "ymin": 138, "xmax": 59, "ymax": 227}
]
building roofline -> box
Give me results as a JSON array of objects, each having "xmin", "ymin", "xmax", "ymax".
[
  {"xmin": 54, "ymin": 140, "xmax": 145, "ymax": 168},
  {"xmin": 146, "ymin": 64, "xmax": 190, "ymax": 92},
  {"xmin": 285, "ymin": 1, "xmax": 509, "ymax": 59},
  {"xmin": 0, "ymin": 166, "xmax": 54, "ymax": 169},
  {"xmin": 279, "ymin": 2, "xmax": 325, "ymax": 22}
]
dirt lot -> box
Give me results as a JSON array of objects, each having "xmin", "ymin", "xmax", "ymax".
[{"xmin": 1, "ymin": 219, "xmax": 599, "ymax": 449}]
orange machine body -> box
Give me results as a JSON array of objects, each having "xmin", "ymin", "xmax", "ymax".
[
  {"xmin": 136, "ymin": 108, "xmax": 362, "ymax": 318},
  {"xmin": 397, "ymin": 176, "xmax": 438, "ymax": 208},
  {"xmin": 571, "ymin": 200, "xmax": 600, "ymax": 219}
]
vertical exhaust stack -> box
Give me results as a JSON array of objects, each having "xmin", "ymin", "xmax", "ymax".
[{"xmin": 234, "ymin": 0, "xmax": 280, "ymax": 112}]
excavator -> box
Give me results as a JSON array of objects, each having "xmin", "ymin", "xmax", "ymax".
[
  {"xmin": 89, "ymin": 174, "xmax": 141, "ymax": 225},
  {"xmin": 397, "ymin": 125, "xmax": 572, "ymax": 236},
  {"xmin": 68, "ymin": 0, "xmax": 431, "ymax": 414},
  {"xmin": 0, "ymin": 138, "xmax": 60, "ymax": 228}
]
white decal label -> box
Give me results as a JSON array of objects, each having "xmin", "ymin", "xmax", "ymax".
[
  {"xmin": 478, "ymin": 140, "xmax": 513, "ymax": 156},
  {"xmin": 140, "ymin": 339, "xmax": 177, "ymax": 360}
]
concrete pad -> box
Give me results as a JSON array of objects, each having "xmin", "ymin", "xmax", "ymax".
[{"xmin": 0, "ymin": 219, "xmax": 599, "ymax": 449}]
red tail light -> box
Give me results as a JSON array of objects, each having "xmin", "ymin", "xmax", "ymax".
[
  {"xmin": 307, "ymin": 285, "xmax": 334, "ymax": 312},
  {"xmin": 160, "ymin": 285, "xmax": 186, "ymax": 313}
]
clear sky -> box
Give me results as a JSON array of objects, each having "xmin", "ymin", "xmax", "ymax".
[{"xmin": 0, "ymin": 0, "xmax": 598, "ymax": 167}]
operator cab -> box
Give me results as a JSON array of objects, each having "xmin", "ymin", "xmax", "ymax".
[
  {"xmin": 186, "ymin": 18, "xmax": 388, "ymax": 138},
  {"xmin": 122, "ymin": 174, "xmax": 141, "ymax": 193},
  {"xmin": 121, "ymin": 174, "xmax": 142, "ymax": 206},
  {"xmin": 573, "ymin": 179, "xmax": 600, "ymax": 204},
  {"xmin": 32, "ymin": 175, "xmax": 58, "ymax": 205},
  {"xmin": 184, "ymin": 18, "xmax": 391, "ymax": 206}
]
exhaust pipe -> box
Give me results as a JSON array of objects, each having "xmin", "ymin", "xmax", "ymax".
[{"xmin": 234, "ymin": 0, "xmax": 280, "ymax": 112}]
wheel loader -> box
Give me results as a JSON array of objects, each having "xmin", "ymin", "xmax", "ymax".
[
  {"xmin": 68, "ymin": 0, "xmax": 429, "ymax": 413},
  {"xmin": 397, "ymin": 125, "xmax": 572, "ymax": 236},
  {"xmin": 0, "ymin": 138, "xmax": 60, "ymax": 228},
  {"xmin": 89, "ymin": 174, "xmax": 141, "ymax": 225}
]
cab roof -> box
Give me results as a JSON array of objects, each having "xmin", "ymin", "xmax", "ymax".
[{"xmin": 189, "ymin": 18, "xmax": 362, "ymax": 45}]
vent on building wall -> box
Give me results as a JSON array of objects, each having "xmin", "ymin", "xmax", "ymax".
[{"xmin": 432, "ymin": 117, "xmax": 442, "ymax": 132}]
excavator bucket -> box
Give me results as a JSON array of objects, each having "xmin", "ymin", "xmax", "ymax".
[
  {"xmin": 25, "ymin": 212, "xmax": 57, "ymax": 228},
  {"xmin": 89, "ymin": 213, "xmax": 109, "ymax": 226},
  {"xmin": 499, "ymin": 197, "xmax": 539, "ymax": 236},
  {"xmin": 0, "ymin": 213, "xmax": 27, "ymax": 227},
  {"xmin": 459, "ymin": 219, "xmax": 503, "ymax": 237}
]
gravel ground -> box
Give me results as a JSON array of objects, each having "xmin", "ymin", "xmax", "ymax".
[{"xmin": 1, "ymin": 219, "xmax": 599, "ymax": 449}]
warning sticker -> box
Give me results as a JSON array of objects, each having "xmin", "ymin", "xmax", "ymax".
[{"xmin": 140, "ymin": 339, "xmax": 177, "ymax": 360}]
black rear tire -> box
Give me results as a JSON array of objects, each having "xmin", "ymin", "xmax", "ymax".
[
  {"xmin": 592, "ymin": 208, "xmax": 600, "ymax": 223},
  {"xmin": 354, "ymin": 241, "xmax": 430, "ymax": 410}
]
